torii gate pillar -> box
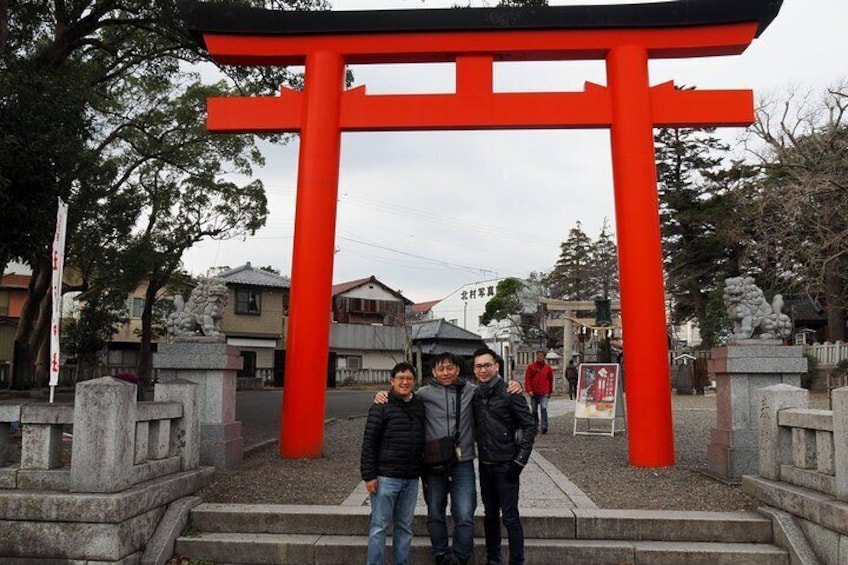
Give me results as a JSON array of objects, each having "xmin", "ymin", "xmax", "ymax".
[
  {"xmin": 607, "ymin": 45, "xmax": 675, "ymax": 464},
  {"xmin": 281, "ymin": 51, "xmax": 345, "ymax": 457}
]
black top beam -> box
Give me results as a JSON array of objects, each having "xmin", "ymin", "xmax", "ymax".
[{"xmin": 179, "ymin": 0, "xmax": 783, "ymax": 48}]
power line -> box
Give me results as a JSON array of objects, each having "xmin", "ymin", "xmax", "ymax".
[
  {"xmin": 339, "ymin": 191, "xmax": 562, "ymax": 247},
  {"xmin": 337, "ymin": 234, "xmax": 499, "ymax": 277}
]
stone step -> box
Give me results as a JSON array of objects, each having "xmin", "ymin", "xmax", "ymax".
[
  {"xmin": 189, "ymin": 503, "xmax": 774, "ymax": 543},
  {"xmin": 175, "ymin": 532, "xmax": 789, "ymax": 565}
]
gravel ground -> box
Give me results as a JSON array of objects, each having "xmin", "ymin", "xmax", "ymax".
[{"xmin": 198, "ymin": 391, "xmax": 831, "ymax": 510}]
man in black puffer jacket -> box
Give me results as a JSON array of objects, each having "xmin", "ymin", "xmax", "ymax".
[
  {"xmin": 360, "ymin": 362, "xmax": 426, "ymax": 565},
  {"xmin": 471, "ymin": 347, "xmax": 536, "ymax": 565}
]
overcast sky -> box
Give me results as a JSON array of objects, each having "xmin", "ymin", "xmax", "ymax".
[{"xmin": 180, "ymin": 0, "xmax": 848, "ymax": 304}]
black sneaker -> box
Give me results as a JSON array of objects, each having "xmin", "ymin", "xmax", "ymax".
[{"xmin": 541, "ymin": 428, "xmax": 548, "ymax": 434}]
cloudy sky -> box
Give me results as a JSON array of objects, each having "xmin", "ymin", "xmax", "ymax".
[{"xmin": 181, "ymin": 0, "xmax": 848, "ymax": 303}]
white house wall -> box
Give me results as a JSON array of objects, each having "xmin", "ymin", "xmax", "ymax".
[
  {"xmin": 330, "ymin": 323, "xmax": 406, "ymax": 350},
  {"xmin": 336, "ymin": 350, "xmax": 401, "ymax": 371},
  {"xmin": 342, "ymin": 285, "xmax": 400, "ymax": 301},
  {"xmin": 430, "ymin": 278, "xmax": 512, "ymax": 340}
]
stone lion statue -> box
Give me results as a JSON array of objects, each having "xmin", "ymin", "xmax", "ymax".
[
  {"xmin": 723, "ymin": 276, "xmax": 792, "ymax": 342},
  {"xmin": 166, "ymin": 278, "xmax": 229, "ymax": 338}
]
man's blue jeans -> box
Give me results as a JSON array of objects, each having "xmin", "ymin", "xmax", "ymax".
[
  {"xmin": 479, "ymin": 461, "xmax": 524, "ymax": 564},
  {"xmin": 366, "ymin": 476, "xmax": 419, "ymax": 565},
  {"xmin": 530, "ymin": 394, "xmax": 550, "ymax": 431},
  {"xmin": 422, "ymin": 460, "xmax": 476, "ymax": 562}
]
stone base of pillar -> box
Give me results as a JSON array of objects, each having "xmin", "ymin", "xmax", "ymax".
[
  {"xmin": 706, "ymin": 344, "xmax": 805, "ymax": 481},
  {"xmin": 200, "ymin": 421, "xmax": 245, "ymax": 470},
  {"xmin": 154, "ymin": 341, "xmax": 245, "ymax": 471},
  {"xmin": 706, "ymin": 429, "xmax": 759, "ymax": 482}
]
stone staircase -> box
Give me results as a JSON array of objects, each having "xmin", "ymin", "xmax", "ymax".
[{"xmin": 175, "ymin": 504, "xmax": 789, "ymax": 564}]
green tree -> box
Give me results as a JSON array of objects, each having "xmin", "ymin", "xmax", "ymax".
[
  {"xmin": 548, "ymin": 221, "xmax": 595, "ymax": 301},
  {"xmin": 655, "ymin": 121, "xmax": 734, "ymax": 332},
  {"xmin": 62, "ymin": 292, "xmax": 128, "ymax": 381},
  {"xmin": 481, "ymin": 274, "xmax": 559, "ymax": 348},
  {"xmin": 0, "ymin": 0, "xmax": 326, "ymax": 387},
  {"xmin": 699, "ymin": 281, "xmax": 731, "ymax": 349},
  {"xmin": 481, "ymin": 278, "xmax": 524, "ymax": 326},
  {"xmin": 591, "ymin": 218, "xmax": 619, "ymax": 300}
]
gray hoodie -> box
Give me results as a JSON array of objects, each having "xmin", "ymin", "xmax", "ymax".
[{"xmin": 416, "ymin": 376, "xmax": 477, "ymax": 463}]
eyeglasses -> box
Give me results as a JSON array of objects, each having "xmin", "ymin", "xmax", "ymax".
[{"xmin": 473, "ymin": 363, "xmax": 495, "ymax": 371}]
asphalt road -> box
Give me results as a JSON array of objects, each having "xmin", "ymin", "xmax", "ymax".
[
  {"xmin": 3, "ymin": 386, "xmax": 379, "ymax": 451},
  {"xmin": 236, "ymin": 389, "xmax": 377, "ymax": 449}
]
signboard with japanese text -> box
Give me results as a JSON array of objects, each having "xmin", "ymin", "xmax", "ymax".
[
  {"xmin": 574, "ymin": 363, "xmax": 619, "ymax": 420},
  {"xmin": 460, "ymin": 285, "xmax": 496, "ymax": 302}
]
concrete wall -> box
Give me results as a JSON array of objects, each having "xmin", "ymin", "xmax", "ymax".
[
  {"xmin": 743, "ymin": 385, "xmax": 848, "ymax": 565},
  {"xmin": 0, "ymin": 377, "xmax": 212, "ymax": 563}
]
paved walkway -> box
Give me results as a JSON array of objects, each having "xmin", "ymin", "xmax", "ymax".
[{"xmin": 341, "ymin": 397, "xmax": 598, "ymax": 510}]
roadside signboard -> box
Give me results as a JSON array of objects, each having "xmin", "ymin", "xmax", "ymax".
[{"xmin": 573, "ymin": 363, "xmax": 624, "ymax": 436}]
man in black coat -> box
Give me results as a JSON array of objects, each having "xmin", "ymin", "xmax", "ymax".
[
  {"xmin": 471, "ymin": 347, "xmax": 536, "ymax": 565},
  {"xmin": 360, "ymin": 362, "xmax": 426, "ymax": 565}
]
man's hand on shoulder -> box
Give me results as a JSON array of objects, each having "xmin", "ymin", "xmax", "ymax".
[
  {"xmin": 507, "ymin": 380, "xmax": 523, "ymax": 395},
  {"xmin": 374, "ymin": 390, "xmax": 389, "ymax": 404}
]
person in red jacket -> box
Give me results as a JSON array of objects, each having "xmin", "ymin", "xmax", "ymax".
[{"xmin": 524, "ymin": 350, "xmax": 554, "ymax": 434}]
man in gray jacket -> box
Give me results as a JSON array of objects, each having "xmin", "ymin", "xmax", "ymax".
[{"xmin": 416, "ymin": 352, "xmax": 477, "ymax": 565}]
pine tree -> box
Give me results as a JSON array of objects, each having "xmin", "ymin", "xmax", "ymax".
[
  {"xmin": 591, "ymin": 218, "xmax": 619, "ymax": 300},
  {"xmin": 549, "ymin": 221, "xmax": 595, "ymax": 300},
  {"xmin": 655, "ymin": 123, "xmax": 732, "ymax": 329}
]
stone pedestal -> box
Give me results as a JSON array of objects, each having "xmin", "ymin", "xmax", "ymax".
[
  {"xmin": 154, "ymin": 341, "xmax": 244, "ymax": 470},
  {"xmin": 707, "ymin": 344, "xmax": 806, "ymax": 481}
]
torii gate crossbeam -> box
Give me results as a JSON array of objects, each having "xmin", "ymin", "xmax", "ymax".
[{"xmin": 180, "ymin": 0, "xmax": 783, "ymax": 468}]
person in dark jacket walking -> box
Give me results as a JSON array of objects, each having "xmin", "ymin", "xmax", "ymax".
[
  {"xmin": 360, "ymin": 362, "xmax": 426, "ymax": 565},
  {"xmin": 472, "ymin": 347, "xmax": 536, "ymax": 565},
  {"xmin": 565, "ymin": 359, "xmax": 579, "ymax": 400}
]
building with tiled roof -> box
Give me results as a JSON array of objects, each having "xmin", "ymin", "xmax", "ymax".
[
  {"xmin": 330, "ymin": 276, "xmax": 414, "ymax": 382},
  {"xmin": 411, "ymin": 319, "xmax": 483, "ymax": 345},
  {"xmin": 331, "ymin": 275, "xmax": 412, "ymax": 325},
  {"xmin": 214, "ymin": 263, "xmax": 291, "ymax": 385},
  {"xmin": 216, "ymin": 262, "xmax": 291, "ymax": 288},
  {"xmin": 409, "ymin": 318, "xmax": 486, "ymax": 380},
  {"xmin": 408, "ymin": 299, "xmax": 440, "ymax": 320}
]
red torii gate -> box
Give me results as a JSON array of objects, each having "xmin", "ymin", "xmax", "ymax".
[{"xmin": 181, "ymin": 0, "xmax": 783, "ymax": 467}]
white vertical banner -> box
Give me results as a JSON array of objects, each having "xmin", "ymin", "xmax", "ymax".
[{"xmin": 49, "ymin": 198, "xmax": 69, "ymax": 396}]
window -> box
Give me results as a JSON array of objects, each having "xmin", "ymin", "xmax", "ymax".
[
  {"xmin": 238, "ymin": 351, "xmax": 257, "ymax": 378},
  {"xmin": 235, "ymin": 288, "xmax": 261, "ymax": 315},
  {"xmin": 348, "ymin": 298, "xmax": 378, "ymax": 313},
  {"xmin": 126, "ymin": 297, "xmax": 145, "ymax": 319},
  {"xmin": 107, "ymin": 348, "xmax": 138, "ymax": 368},
  {"xmin": 340, "ymin": 355, "xmax": 362, "ymax": 370},
  {"xmin": 0, "ymin": 292, "xmax": 8, "ymax": 317}
]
